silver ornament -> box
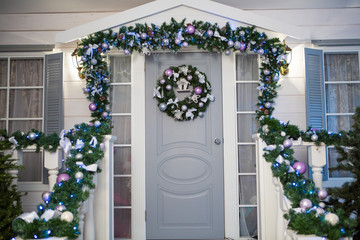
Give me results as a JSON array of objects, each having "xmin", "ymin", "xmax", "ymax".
[
  {"xmin": 227, "ymin": 40, "xmax": 234, "ymax": 48},
  {"xmin": 198, "ymin": 102, "xmax": 204, "ymax": 108},
  {"xmin": 234, "ymin": 41, "xmax": 241, "ymax": 49},
  {"xmin": 283, "ymin": 139, "xmax": 293, "ymax": 148},
  {"xmin": 90, "ymin": 58, "xmax": 97, "ymax": 65},
  {"xmin": 207, "ymin": 30, "xmax": 214, "ymax": 37},
  {"xmin": 165, "ymin": 85, "xmax": 172, "ymax": 90},
  {"xmin": 75, "ymin": 153, "xmax": 83, "ymax": 160},
  {"xmin": 101, "ymin": 42, "xmax": 108, "ymax": 49},
  {"xmin": 311, "ymin": 134, "xmax": 318, "ymax": 141},
  {"xmin": 198, "ymin": 112, "xmax": 204, "ymax": 118},
  {"xmin": 225, "ymin": 49, "xmax": 231, "ymax": 56},
  {"xmin": 159, "ymin": 103, "xmax": 167, "ymax": 111},
  {"xmin": 140, "ymin": 32, "xmax": 147, "ymax": 39},
  {"xmin": 272, "ymin": 48, "xmax": 277, "ymax": 53},
  {"xmin": 75, "ymin": 172, "xmax": 84, "ymax": 180},
  {"xmin": 264, "ymin": 102, "xmax": 271, "ymax": 109},
  {"xmin": 182, "ymin": 41, "xmax": 189, "ymax": 48},
  {"xmin": 181, "ymin": 105, "xmax": 188, "ymax": 111},
  {"xmin": 28, "ymin": 132, "xmax": 37, "ymax": 140},
  {"xmin": 103, "ymin": 77, "xmax": 110, "ymax": 83}
]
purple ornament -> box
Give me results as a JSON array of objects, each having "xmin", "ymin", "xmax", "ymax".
[
  {"xmin": 174, "ymin": 38, "xmax": 181, "ymax": 45},
  {"xmin": 194, "ymin": 86, "xmax": 203, "ymax": 95},
  {"xmin": 181, "ymin": 105, "xmax": 188, "ymax": 111},
  {"xmin": 240, "ymin": 42, "xmax": 247, "ymax": 51},
  {"xmin": 42, "ymin": 191, "xmax": 51, "ymax": 202},
  {"xmin": 164, "ymin": 69, "xmax": 173, "ymax": 77},
  {"xmin": 198, "ymin": 102, "xmax": 204, "ymax": 108},
  {"xmin": 56, "ymin": 173, "xmax": 70, "ymax": 184},
  {"xmin": 283, "ymin": 139, "xmax": 293, "ymax": 148},
  {"xmin": 300, "ymin": 199, "xmax": 312, "ymax": 210},
  {"xmin": 101, "ymin": 111, "xmax": 109, "ymax": 118},
  {"xmin": 182, "ymin": 41, "xmax": 189, "ymax": 48},
  {"xmin": 160, "ymin": 79, "xmax": 166, "ymax": 84},
  {"xmin": 228, "ymin": 40, "xmax": 234, "ymax": 48},
  {"xmin": 55, "ymin": 205, "xmax": 66, "ymax": 212},
  {"xmin": 123, "ymin": 49, "xmax": 130, "ymax": 55},
  {"xmin": 186, "ymin": 25, "xmax": 195, "ymax": 34},
  {"xmin": 89, "ymin": 103, "xmax": 97, "ymax": 111},
  {"xmin": 140, "ymin": 32, "xmax": 147, "ymax": 39},
  {"xmin": 293, "ymin": 161, "xmax": 307, "ymax": 175},
  {"xmin": 101, "ymin": 42, "xmax": 108, "ymax": 49},
  {"xmin": 165, "ymin": 85, "xmax": 172, "ymax": 90},
  {"xmin": 318, "ymin": 189, "xmax": 328, "ymax": 200},
  {"xmin": 258, "ymin": 48, "xmax": 265, "ymax": 55},
  {"xmin": 187, "ymin": 75, "xmax": 193, "ymax": 81},
  {"xmin": 207, "ymin": 30, "xmax": 214, "ymax": 37}
]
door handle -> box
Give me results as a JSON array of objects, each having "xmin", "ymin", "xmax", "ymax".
[{"xmin": 214, "ymin": 137, "xmax": 222, "ymax": 145}]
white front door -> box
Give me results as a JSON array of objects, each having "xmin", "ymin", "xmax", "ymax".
[{"xmin": 145, "ymin": 52, "xmax": 224, "ymax": 239}]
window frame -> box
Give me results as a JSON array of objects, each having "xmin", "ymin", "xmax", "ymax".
[{"xmin": 320, "ymin": 46, "xmax": 360, "ymax": 187}]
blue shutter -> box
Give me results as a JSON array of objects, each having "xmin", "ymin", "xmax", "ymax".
[
  {"xmin": 305, "ymin": 48, "xmax": 328, "ymax": 180},
  {"xmin": 44, "ymin": 53, "xmax": 63, "ymax": 135},
  {"xmin": 305, "ymin": 48, "xmax": 325, "ymax": 129}
]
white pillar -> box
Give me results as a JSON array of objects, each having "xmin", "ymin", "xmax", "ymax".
[
  {"xmin": 308, "ymin": 145, "xmax": 326, "ymax": 189},
  {"xmin": 44, "ymin": 149, "xmax": 62, "ymax": 191},
  {"xmin": 84, "ymin": 174, "xmax": 97, "ymax": 240}
]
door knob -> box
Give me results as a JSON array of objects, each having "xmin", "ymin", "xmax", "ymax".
[{"xmin": 214, "ymin": 137, "xmax": 222, "ymax": 145}]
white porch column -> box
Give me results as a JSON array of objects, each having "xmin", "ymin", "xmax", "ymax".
[
  {"xmin": 93, "ymin": 135, "xmax": 117, "ymax": 240},
  {"xmin": 308, "ymin": 145, "xmax": 326, "ymax": 189},
  {"xmin": 44, "ymin": 149, "xmax": 62, "ymax": 191}
]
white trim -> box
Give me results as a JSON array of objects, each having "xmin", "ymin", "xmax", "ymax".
[
  {"xmin": 222, "ymin": 52, "xmax": 240, "ymax": 239},
  {"xmin": 55, "ymin": 0, "xmax": 309, "ymax": 43},
  {"xmin": 131, "ymin": 53, "xmax": 146, "ymax": 240}
]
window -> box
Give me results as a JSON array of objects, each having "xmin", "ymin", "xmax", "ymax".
[
  {"xmin": 236, "ymin": 54, "xmax": 259, "ymax": 238},
  {"xmin": 305, "ymin": 48, "xmax": 360, "ymax": 181},
  {"xmin": 109, "ymin": 55, "xmax": 132, "ymax": 239}
]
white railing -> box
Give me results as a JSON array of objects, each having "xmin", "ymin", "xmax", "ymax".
[
  {"xmin": 254, "ymin": 134, "xmax": 327, "ymax": 240},
  {"xmin": 5, "ymin": 135, "xmax": 116, "ymax": 240}
]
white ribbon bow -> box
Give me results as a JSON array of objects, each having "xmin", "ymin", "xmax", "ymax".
[
  {"xmin": 8, "ymin": 136, "xmax": 18, "ymax": 153},
  {"xmin": 89, "ymin": 136, "xmax": 98, "ymax": 148},
  {"xmin": 191, "ymin": 94, "xmax": 200, "ymax": 103},
  {"xmin": 59, "ymin": 130, "xmax": 72, "ymax": 154},
  {"xmin": 179, "ymin": 66, "xmax": 188, "ymax": 74},
  {"xmin": 91, "ymin": 86, "xmax": 103, "ymax": 96},
  {"xmin": 265, "ymin": 145, "xmax": 277, "ymax": 151},
  {"xmin": 213, "ymin": 31, "xmax": 227, "ymax": 41},
  {"xmin": 153, "ymin": 87, "xmax": 163, "ymax": 99},
  {"xmin": 75, "ymin": 139, "xmax": 84, "ymax": 150},
  {"xmin": 275, "ymin": 155, "xmax": 284, "ymax": 164},
  {"xmin": 173, "ymin": 110, "xmax": 184, "ymax": 120},
  {"xmin": 201, "ymin": 94, "xmax": 215, "ymax": 103},
  {"xmin": 41, "ymin": 209, "xmax": 61, "ymax": 221},
  {"xmin": 76, "ymin": 161, "xmax": 98, "ymax": 172},
  {"xmin": 186, "ymin": 108, "xmax": 197, "ymax": 120},
  {"xmin": 86, "ymin": 44, "xmax": 99, "ymax": 58},
  {"xmin": 17, "ymin": 211, "xmax": 39, "ymax": 223},
  {"xmin": 142, "ymin": 47, "xmax": 151, "ymax": 56},
  {"xmin": 167, "ymin": 98, "xmax": 179, "ymax": 107},
  {"xmin": 172, "ymin": 72, "xmax": 180, "ymax": 81},
  {"xmin": 198, "ymin": 74, "xmax": 205, "ymax": 84},
  {"xmin": 177, "ymin": 30, "xmax": 184, "ymax": 41}
]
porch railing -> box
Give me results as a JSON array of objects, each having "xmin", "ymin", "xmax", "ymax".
[
  {"xmin": 254, "ymin": 134, "xmax": 327, "ymax": 240},
  {"xmin": 6, "ymin": 135, "xmax": 116, "ymax": 240}
]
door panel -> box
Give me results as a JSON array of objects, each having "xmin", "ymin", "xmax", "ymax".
[{"xmin": 145, "ymin": 53, "xmax": 224, "ymax": 239}]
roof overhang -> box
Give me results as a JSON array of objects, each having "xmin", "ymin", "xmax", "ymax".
[{"xmin": 56, "ymin": 0, "xmax": 310, "ymax": 43}]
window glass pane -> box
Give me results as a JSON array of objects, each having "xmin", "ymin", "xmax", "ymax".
[
  {"xmin": 110, "ymin": 56, "xmax": 131, "ymax": 83},
  {"xmin": 0, "ymin": 121, "xmax": 5, "ymax": 130},
  {"xmin": 0, "ymin": 90, "xmax": 6, "ymax": 118},
  {"xmin": 18, "ymin": 151, "xmax": 42, "ymax": 182},
  {"xmin": 239, "ymin": 207, "xmax": 257, "ymax": 237},
  {"xmin": 9, "ymin": 120, "xmax": 42, "ymax": 133},
  {"xmin": 326, "ymin": 84, "xmax": 360, "ymax": 113},
  {"xmin": 237, "ymin": 114, "xmax": 258, "ymax": 142},
  {"xmin": 237, "ymin": 83, "xmax": 258, "ymax": 111},
  {"xmin": 114, "ymin": 147, "xmax": 131, "ymax": 175},
  {"xmin": 112, "ymin": 116, "xmax": 131, "ymax": 144},
  {"xmin": 236, "ymin": 54, "xmax": 259, "ymax": 81},
  {"xmin": 328, "ymin": 148, "xmax": 353, "ymax": 178},
  {"xmin": 324, "ymin": 53, "xmax": 359, "ymax": 82},
  {"xmin": 238, "ymin": 145, "xmax": 256, "ymax": 173},
  {"xmin": 0, "ymin": 59, "xmax": 7, "ymax": 87},
  {"xmin": 114, "ymin": 209, "xmax": 131, "ymax": 238},
  {"xmin": 9, "ymin": 89, "xmax": 43, "ymax": 118},
  {"xmin": 111, "ymin": 85, "xmax": 131, "ymax": 113},
  {"xmin": 239, "ymin": 175, "xmax": 257, "ymax": 205},
  {"xmin": 114, "ymin": 177, "xmax": 131, "ymax": 206},
  {"xmin": 327, "ymin": 115, "xmax": 354, "ymax": 132},
  {"xmin": 10, "ymin": 59, "xmax": 43, "ymax": 86}
]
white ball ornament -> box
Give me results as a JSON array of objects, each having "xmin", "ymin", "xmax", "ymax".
[
  {"xmin": 234, "ymin": 41, "xmax": 241, "ymax": 49},
  {"xmin": 90, "ymin": 58, "xmax": 98, "ymax": 65},
  {"xmin": 159, "ymin": 103, "xmax": 167, "ymax": 111},
  {"xmin": 207, "ymin": 30, "xmax": 214, "ymax": 37},
  {"xmin": 319, "ymin": 202, "xmax": 326, "ymax": 208},
  {"xmin": 311, "ymin": 134, "xmax": 319, "ymax": 141},
  {"xmin": 61, "ymin": 211, "xmax": 74, "ymax": 222},
  {"xmin": 262, "ymin": 125, "xmax": 269, "ymax": 133},
  {"xmin": 272, "ymin": 48, "xmax": 277, "ymax": 53},
  {"xmin": 75, "ymin": 153, "xmax": 83, "ymax": 160},
  {"xmin": 325, "ymin": 213, "xmax": 339, "ymax": 226},
  {"xmin": 75, "ymin": 172, "xmax": 84, "ymax": 180},
  {"xmin": 283, "ymin": 139, "xmax": 293, "ymax": 148},
  {"xmin": 227, "ymin": 40, "xmax": 234, "ymax": 48},
  {"xmin": 28, "ymin": 132, "xmax": 37, "ymax": 140},
  {"xmin": 281, "ymin": 131, "xmax": 286, "ymax": 137},
  {"xmin": 165, "ymin": 85, "xmax": 172, "ymax": 91}
]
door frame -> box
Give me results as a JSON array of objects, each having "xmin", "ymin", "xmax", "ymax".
[{"xmin": 131, "ymin": 51, "xmax": 239, "ymax": 239}]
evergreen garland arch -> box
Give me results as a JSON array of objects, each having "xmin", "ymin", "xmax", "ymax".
[{"xmin": 7, "ymin": 18, "xmax": 355, "ymax": 239}]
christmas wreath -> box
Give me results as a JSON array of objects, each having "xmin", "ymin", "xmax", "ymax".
[{"xmin": 153, "ymin": 65, "xmax": 214, "ymax": 121}]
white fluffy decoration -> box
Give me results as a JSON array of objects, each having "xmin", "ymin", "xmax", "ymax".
[
  {"xmin": 325, "ymin": 213, "xmax": 339, "ymax": 226},
  {"xmin": 60, "ymin": 211, "xmax": 74, "ymax": 222}
]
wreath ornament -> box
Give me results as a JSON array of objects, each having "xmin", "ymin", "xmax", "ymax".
[{"xmin": 153, "ymin": 65, "xmax": 214, "ymax": 121}]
